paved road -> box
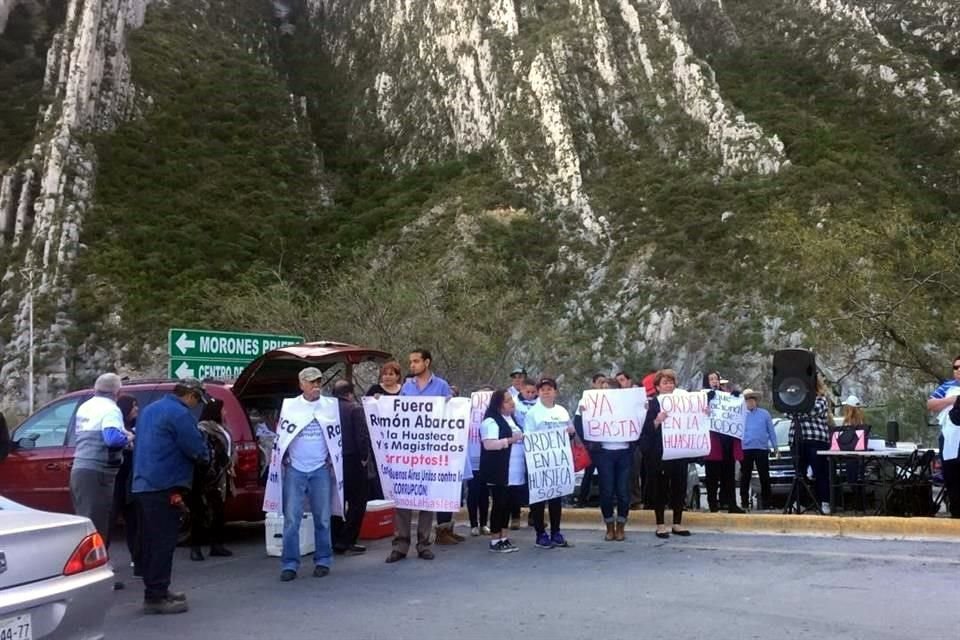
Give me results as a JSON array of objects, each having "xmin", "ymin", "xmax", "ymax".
[{"xmin": 105, "ymin": 523, "xmax": 958, "ymax": 640}]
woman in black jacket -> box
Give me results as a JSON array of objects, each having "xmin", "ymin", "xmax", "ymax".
[
  {"xmin": 640, "ymin": 369, "xmax": 692, "ymax": 539},
  {"xmin": 479, "ymin": 389, "xmax": 524, "ymax": 553}
]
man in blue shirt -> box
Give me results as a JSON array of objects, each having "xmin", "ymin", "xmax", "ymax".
[
  {"xmin": 927, "ymin": 355, "xmax": 960, "ymax": 415},
  {"xmin": 739, "ymin": 389, "xmax": 779, "ymax": 511},
  {"xmin": 387, "ymin": 349, "xmax": 454, "ymax": 562},
  {"xmin": 132, "ymin": 378, "xmax": 209, "ymax": 615}
]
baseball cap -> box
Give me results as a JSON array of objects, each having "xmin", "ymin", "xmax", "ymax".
[
  {"xmin": 176, "ymin": 376, "xmax": 211, "ymax": 403},
  {"xmin": 510, "ymin": 367, "xmax": 527, "ymax": 377},
  {"xmin": 299, "ymin": 367, "xmax": 323, "ymax": 382},
  {"xmin": 537, "ymin": 377, "xmax": 558, "ymax": 390}
]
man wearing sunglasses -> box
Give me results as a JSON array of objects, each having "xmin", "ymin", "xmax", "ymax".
[
  {"xmin": 132, "ymin": 377, "xmax": 210, "ymax": 614},
  {"xmin": 927, "ymin": 355, "xmax": 960, "ymax": 414}
]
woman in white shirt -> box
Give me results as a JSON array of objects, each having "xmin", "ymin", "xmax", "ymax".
[
  {"xmin": 479, "ymin": 390, "xmax": 525, "ymax": 552},
  {"xmin": 523, "ymin": 378, "xmax": 576, "ymax": 549}
]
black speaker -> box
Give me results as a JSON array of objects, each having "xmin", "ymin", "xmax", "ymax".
[
  {"xmin": 886, "ymin": 421, "xmax": 900, "ymax": 447},
  {"xmin": 772, "ymin": 349, "xmax": 816, "ymax": 414}
]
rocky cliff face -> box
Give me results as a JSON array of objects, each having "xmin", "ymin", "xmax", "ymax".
[
  {"xmin": 1, "ymin": 0, "xmax": 958, "ymax": 418},
  {"xmin": 1, "ymin": 0, "xmax": 155, "ymax": 403}
]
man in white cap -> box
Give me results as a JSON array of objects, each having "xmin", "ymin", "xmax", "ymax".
[
  {"xmin": 71, "ymin": 373, "xmax": 134, "ymax": 589},
  {"xmin": 276, "ymin": 367, "xmax": 339, "ymax": 582}
]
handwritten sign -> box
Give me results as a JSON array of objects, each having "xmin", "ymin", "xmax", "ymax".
[
  {"xmin": 524, "ymin": 427, "xmax": 575, "ymax": 503},
  {"xmin": 659, "ymin": 391, "xmax": 712, "ymax": 461},
  {"xmin": 579, "ymin": 388, "xmax": 645, "ymax": 442},
  {"xmin": 362, "ymin": 396, "xmax": 470, "ymax": 512},
  {"xmin": 710, "ymin": 391, "xmax": 745, "ymax": 439},
  {"xmin": 468, "ymin": 391, "xmax": 493, "ymax": 471}
]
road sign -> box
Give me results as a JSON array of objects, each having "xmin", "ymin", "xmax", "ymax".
[{"xmin": 168, "ymin": 328, "xmax": 305, "ymax": 380}]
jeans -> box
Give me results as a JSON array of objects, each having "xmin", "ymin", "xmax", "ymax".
[
  {"xmin": 530, "ymin": 497, "xmax": 562, "ymax": 535},
  {"xmin": 466, "ymin": 475, "xmax": 489, "ymax": 528},
  {"xmin": 799, "ymin": 440, "xmax": 830, "ymax": 503},
  {"xmin": 595, "ymin": 448, "xmax": 632, "ymax": 522},
  {"xmin": 282, "ymin": 464, "xmax": 333, "ymax": 571},
  {"xmin": 740, "ymin": 450, "xmax": 772, "ymax": 509},
  {"xmin": 135, "ymin": 490, "xmax": 181, "ymax": 602},
  {"xmin": 942, "ymin": 457, "xmax": 960, "ymax": 518}
]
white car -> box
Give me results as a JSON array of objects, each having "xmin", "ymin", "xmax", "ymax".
[{"xmin": 0, "ymin": 496, "xmax": 114, "ymax": 640}]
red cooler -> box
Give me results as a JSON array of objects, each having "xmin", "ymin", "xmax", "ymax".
[{"xmin": 360, "ymin": 499, "xmax": 395, "ymax": 540}]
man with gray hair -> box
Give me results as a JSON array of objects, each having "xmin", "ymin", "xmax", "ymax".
[{"xmin": 71, "ymin": 372, "xmax": 133, "ymax": 589}]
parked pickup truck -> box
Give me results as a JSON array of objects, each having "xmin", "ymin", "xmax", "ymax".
[{"xmin": 0, "ymin": 341, "xmax": 389, "ymax": 522}]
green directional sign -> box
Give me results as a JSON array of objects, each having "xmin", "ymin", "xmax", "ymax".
[{"xmin": 168, "ymin": 328, "xmax": 305, "ymax": 380}]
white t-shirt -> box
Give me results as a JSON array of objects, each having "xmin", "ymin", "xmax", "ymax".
[
  {"xmin": 523, "ymin": 401, "xmax": 571, "ymax": 434},
  {"xmin": 514, "ymin": 400, "xmax": 535, "ymax": 427},
  {"xmin": 286, "ymin": 419, "xmax": 329, "ymax": 473},
  {"xmin": 481, "ymin": 415, "xmax": 526, "ymax": 486}
]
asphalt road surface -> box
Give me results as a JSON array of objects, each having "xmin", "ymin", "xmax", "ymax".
[{"xmin": 105, "ymin": 523, "xmax": 959, "ymax": 640}]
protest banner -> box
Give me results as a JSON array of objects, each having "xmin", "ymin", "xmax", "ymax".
[
  {"xmin": 468, "ymin": 390, "xmax": 493, "ymax": 471},
  {"xmin": 362, "ymin": 396, "xmax": 470, "ymax": 512},
  {"xmin": 524, "ymin": 427, "xmax": 575, "ymax": 503},
  {"xmin": 659, "ymin": 391, "xmax": 712, "ymax": 461},
  {"xmin": 710, "ymin": 391, "xmax": 745, "ymax": 439},
  {"xmin": 579, "ymin": 388, "xmax": 645, "ymax": 443}
]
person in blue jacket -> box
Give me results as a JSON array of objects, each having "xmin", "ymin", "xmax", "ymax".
[{"xmin": 132, "ymin": 377, "xmax": 209, "ymax": 615}]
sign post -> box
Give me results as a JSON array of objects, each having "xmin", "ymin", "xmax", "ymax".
[{"xmin": 167, "ymin": 328, "xmax": 304, "ymax": 380}]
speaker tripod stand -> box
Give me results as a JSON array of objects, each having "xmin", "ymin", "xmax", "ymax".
[{"xmin": 783, "ymin": 417, "xmax": 824, "ymax": 515}]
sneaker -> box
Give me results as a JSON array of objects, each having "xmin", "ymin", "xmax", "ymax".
[
  {"xmin": 143, "ymin": 597, "xmax": 189, "ymax": 615},
  {"xmin": 470, "ymin": 527, "xmax": 480, "ymax": 537},
  {"xmin": 280, "ymin": 569, "xmax": 297, "ymax": 582},
  {"xmin": 551, "ymin": 532, "xmax": 572, "ymax": 548},
  {"xmin": 480, "ymin": 525, "xmax": 491, "ymax": 535},
  {"xmin": 501, "ymin": 539, "xmax": 519, "ymax": 553},
  {"xmin": 820, "ymin": 502, "xmax": 832, "ymax": 515},
  {"xmin": 167, "ymin": 591, "xmax": 187, "ymax": 602},
  {"xmin": 488, "ymin": 540, "xmax": 508, "ymax": 553},
  {"xmin": 313, "ymin": 565, "xmax": 330, "ymax": 578},
  {"xmin": 535, "ymin": 533, "xmax": 554, "ymax": 549}
]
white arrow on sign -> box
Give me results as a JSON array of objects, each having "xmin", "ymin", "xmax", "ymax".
[
  {"xmin": 175, "ymin": 362, "xmax": 196, "ymax": 379},
  {"xmin": 175, "ymin": 333, "xmax": 196, "ymax": 354}
]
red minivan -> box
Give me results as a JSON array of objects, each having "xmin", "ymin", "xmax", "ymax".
[{"xmin": 0, "ymin": 341, "xmax": 389, "ymax": 521}]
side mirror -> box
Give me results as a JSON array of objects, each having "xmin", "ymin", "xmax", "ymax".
[{"xmin": 13, "ymin": 433, "xmax": 39, "ymax": 451}]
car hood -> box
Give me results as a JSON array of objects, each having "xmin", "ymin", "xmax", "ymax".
[{"xmin": 232, "ymin": 341, "xmax": 391, "ymax": 401}]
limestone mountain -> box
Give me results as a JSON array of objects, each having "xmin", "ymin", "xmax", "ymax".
[{"xmin": 0, "ymin": 0, "xmax": 958, "ymax": 433}]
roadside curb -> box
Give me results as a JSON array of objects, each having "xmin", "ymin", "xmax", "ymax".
[{"xmin": 456, "ymin": 507, "xmax": 960, "ymax": 540}]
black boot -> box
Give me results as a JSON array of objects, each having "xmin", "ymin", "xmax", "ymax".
[{"xmin": 209, "ymin": 544, "xmax": 232, "ymax": 557}]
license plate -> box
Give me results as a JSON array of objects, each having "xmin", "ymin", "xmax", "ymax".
[{"xmin": 0, "ymin": 614, "xmax": 32, "ymax": 640}]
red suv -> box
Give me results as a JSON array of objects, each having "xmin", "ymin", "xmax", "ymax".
[{"xmin": 0, "ymin": 341, "xmax": 389, "ymax": 520}]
